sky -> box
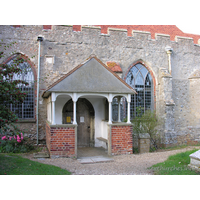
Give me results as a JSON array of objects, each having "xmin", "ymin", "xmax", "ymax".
[
  {"xmin": 177, "ymin": 25, "xmax": 200, "ymax": 35},
  {"xmin": 2, "ymin": 1, "xmax": 200, "ymax": 35}
]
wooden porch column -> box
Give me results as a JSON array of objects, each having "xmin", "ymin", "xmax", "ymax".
[
  {"xmin": 51, "ymin": 92, "xmax": 56, "ymax": 125},
  {"xmin": 108, "ymin": 101, "xmax": 112, "ymax": 124},
  {"xmin": 127, "ymin": 94, "xmax": 131, "ymax": 124},
  {"xmin": 117, "ymin": 97, "xmax": 121, "ymax": 122},
  {"xmin": 72, "ymin": 93, "xmax": 77, "ymax": 125},
  {"xmin": 108, "ymin": 93, "xmax": 113, "ymax": 124},
  {"xmin": 73, "ymin": 101, "xmax": 77, "ymax": 125}
]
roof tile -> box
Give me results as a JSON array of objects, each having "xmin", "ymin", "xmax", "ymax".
[
  {"xmin": 42, "ymin": 55, "xmax": 136, "ymax": 97},
  {"xmin": 89, "ymin": 25, "xmax": 200, "ymax": 44}
]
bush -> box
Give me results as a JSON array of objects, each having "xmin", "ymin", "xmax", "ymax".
[
  {"xmin": 0, "ymin": 133, "xmax": 34, "ymax": 153},
  {"xmin": 0, "ymin": 41, "xmax": 32, "ymax": 136},
  {"xmin": 131, "ymin": 108, "xmax": 162, "ymax": 151}
]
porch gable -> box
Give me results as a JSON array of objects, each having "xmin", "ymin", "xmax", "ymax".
[{"xmin": 42, "ymin": 55, "xmax": 136, "ymax": 98}]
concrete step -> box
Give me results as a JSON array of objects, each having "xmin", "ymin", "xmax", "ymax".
[
  {"xmin": 33, "ymin": 152, "xmax": 50, "ymax": 158},
  {"xmin": 77, "ymin": 156, "xmax": 114, "ymax": 164}
]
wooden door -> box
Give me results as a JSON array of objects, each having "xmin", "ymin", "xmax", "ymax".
[
  {"xmin": 62, "ymin": 98, "xmax": 94, "ymax": 147},
  {"xmin": 62, "ymin": 100, "xmax": 73, "ymax": 124},
  {"xmin": 77, "ymin": 99, "xmax": 90, "ymax": 147}
]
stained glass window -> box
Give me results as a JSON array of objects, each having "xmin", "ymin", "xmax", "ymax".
[
  {"xmin": 126, "ymin": 63, "xmax": 153, "ymax": 118},
  {"xmin": 6, "ymin": 56, "xmax": 35, "ymax": 119}
]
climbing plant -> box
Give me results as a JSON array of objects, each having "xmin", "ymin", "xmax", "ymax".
[{"xmin": 0, "ymin": 40, "xmax": 29, "ymax": 136}]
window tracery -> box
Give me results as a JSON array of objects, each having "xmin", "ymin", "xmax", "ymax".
[
  {"xmin": 126, "ymin": 63, "xmax": 153, "ymax": 118},
  {"xmin": 6, "ymin": 55, "xmax": 35, "ymax": 119}
]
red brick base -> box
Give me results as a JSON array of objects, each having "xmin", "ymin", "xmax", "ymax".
[
  {"xmin": 46, "ymin": 122, "xmax": 76, "ymax": 158},
  {"xmin": 111, "ymin": 124, "xmax": 133, "ymax": 155},
  {"xmin": 46, "ymin": 122, "xmax": 132, "ymax": 157}
]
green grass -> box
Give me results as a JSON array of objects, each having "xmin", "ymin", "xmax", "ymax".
[
  {"xmin": 150, "ymin": 149, "xmax": 200, "ymax": 175},
  {"xmin": 159, "ymin": 144, "xmax": 200, "ymax": 151},
  {"xmin": 0, "ymin": 153, "xmax": 71, "ymax": 175}
]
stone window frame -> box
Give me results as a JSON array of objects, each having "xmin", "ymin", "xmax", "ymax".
[
  {"xmin": 3, "ymin": 53, "xmax": 37, "ymax": 121},
  {"xmin": 124, "ymin": 60, "xmax": 156, "ymax": 118}
]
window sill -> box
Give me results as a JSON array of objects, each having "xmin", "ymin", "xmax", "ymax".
[{"xmin": 16, "ymin": 119, "xmax": 36, "ymax": 123}]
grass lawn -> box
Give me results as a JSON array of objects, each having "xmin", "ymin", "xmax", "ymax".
[
  {"xmin": 0, "ymin": 153, "xmax": 71, "ymax": 175},
  {"xmin": 150, "ymin": 149, "xmax": 200, "ymax": 175}
]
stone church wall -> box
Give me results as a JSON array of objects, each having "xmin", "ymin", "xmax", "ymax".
[{"xmin": 1, "ymin": 25, "xmax": 200, "ymax": 146}]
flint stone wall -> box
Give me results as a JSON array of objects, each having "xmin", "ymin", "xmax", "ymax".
[{"xmin": 1, "ymin": 25, "xmax": 200, "ymax": 146}]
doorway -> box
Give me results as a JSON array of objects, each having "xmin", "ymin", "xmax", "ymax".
[{"xmin": 62, "ymin": 98, "xmax": 95, "ymax": 147}]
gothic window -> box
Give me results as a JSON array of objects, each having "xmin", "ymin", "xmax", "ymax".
[
  {"xmin": 126, "ymin": 63, "xmax": 153, "ymax": 118},
  {"xmin": 6, "ymin": 55, "xmax": 35, "ymax": 119}
]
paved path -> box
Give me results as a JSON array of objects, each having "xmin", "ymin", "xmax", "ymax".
[{"xmin": 23, "ymin": 146, "xmax": 200, "ymax": 175}]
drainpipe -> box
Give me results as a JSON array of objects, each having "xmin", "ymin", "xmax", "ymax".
[
  {"xmin": 165, "ymin": 46, "xmax": 173, "ymax": 74},
  {"xmin": 36, "ymin": 36, "xmax": 43, "ymax": 145}
]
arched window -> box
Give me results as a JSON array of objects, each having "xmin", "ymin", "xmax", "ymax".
[
  {"xmin": 6, "ymin": 55, "xmax": 35, "ymax": 119},
  {"xmin": 126, "ymin": 63, "xmax": 153, "ymax": 118}
]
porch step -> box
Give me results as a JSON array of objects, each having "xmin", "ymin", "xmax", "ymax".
[
  {"xmin": 77, "ymin": 156, "xmax": 114, "ymax": 164},
  {"xmin": 33, "ymin": 152, "xmax": 50, "ymax": 158}
]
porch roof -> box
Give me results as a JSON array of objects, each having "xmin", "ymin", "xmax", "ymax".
[{"xmin": 42, "ymin": 55, "xmax": 136, "ymax": 98}]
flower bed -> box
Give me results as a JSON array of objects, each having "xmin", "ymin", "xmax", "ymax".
[{"xmin": 0, "ymin": 133, "xmax": 34, "ymax": 153}]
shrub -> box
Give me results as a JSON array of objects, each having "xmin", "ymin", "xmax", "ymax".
[
  {"xmin": 0, "ymin": 132, "xmax": 34, "ymax": 153},
  {"xmin": 0, "ymin": 41, "xmax": 31, "ymax": 136},
  {"xmin": 131, "ymin": 107, "xmax": 162, "ymax": 151}
]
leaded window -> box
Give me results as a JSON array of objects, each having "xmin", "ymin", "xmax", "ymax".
[
  {"xmin": 126, "ymin": 63, "xmax": 153, "ymax": 118},
  {"xmin": 6, "ymin": 56, "xmax": 35, "ymax": 119}
]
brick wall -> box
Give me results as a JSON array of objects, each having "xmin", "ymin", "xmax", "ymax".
[
  {"xmin": 46, "ymin": 122, "xmax": 76, "ymax": 158},
  {"xmin": 46, "ymin": 123, "xmax": 51, "ymax": 153},
  {"xmin": 111, "ymin": 124, "xmax": 133, "ymax": 155}
]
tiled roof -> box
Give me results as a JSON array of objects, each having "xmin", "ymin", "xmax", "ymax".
[
  {"xmin": 74, "ymin": 25, "xmax": 200, "ymax": 44},
  {"xmin": 42, "ymin": 55, "xmax": 136, "ymax": 98},
  {"xmin": 106, "ymin": 62, "xmax": 122, "ymax": 72}
]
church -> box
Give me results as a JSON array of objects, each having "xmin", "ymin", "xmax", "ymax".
[{"xmin": 1, "ymin": 25, "xmax": 200, "ymax": 158}]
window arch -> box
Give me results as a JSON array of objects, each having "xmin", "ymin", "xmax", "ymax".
[
  {"xmin": 126, "ymin": 62, "xmax": 154, "ymax": 118},
  {"xmin": 6, "ymin": 54, "xmax": 35, "ymax": 119}
]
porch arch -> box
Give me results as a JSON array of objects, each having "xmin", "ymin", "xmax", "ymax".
[
  {"xmin": 54, "ymin": 93, "xmax": 73, "ymax": 101},
  {"xmin": 62, "ymin": 98, "xmax": 95, "ymax": 147},
  {"xmin": 62, "ymin": 98, "xmax": 95, "ymax": 124}
]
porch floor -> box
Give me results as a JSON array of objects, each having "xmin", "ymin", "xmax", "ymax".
[
  {"xmin": 77, "ymin": 147, "xmax": 109, "ymax": 158},
  {"xmin": 77, "ymin": 147, "xmax": 114, "ymax": 164}
]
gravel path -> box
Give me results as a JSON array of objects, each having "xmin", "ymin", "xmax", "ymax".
[{"xmin": 23, "ymin": 146, "xmax": 200, "ymax": 175}]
